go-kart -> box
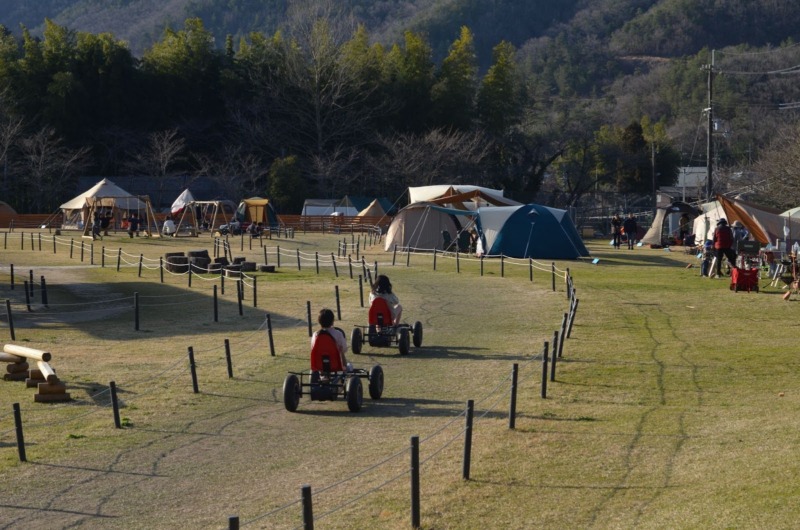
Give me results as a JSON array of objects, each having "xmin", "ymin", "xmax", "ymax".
[
  {"xmin": 350, "ymin": 297, "xmax": 423, "ymax": 355},
  {"xmin": 283, "ymin": 330, "xmax": 384, "ymax": 413}
]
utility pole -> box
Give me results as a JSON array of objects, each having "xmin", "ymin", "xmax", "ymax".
[{"xmin": 704, "ymin": 50, "xmax": 715, "ymax": 202}]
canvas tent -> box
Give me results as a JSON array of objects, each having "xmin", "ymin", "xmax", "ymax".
[
  {"xmin": 477, "ymin": 204, "xmax": 589, "ymax": 259},
  {"xmin": 693, "ymin": 195, "xmax": 800, "ymax": 246},
  {"xmin": 384, "ymin": 202, "xmax": 474, "ymax": 251},
  {"xmin": 640, "ymin": 202, "xmax": 700, "ymax": 246},
  {"xmin": 407, "ymin": 185, "xmax": 515, "ymax": 207},
  {"xmin": 169, "ymin": 189, "xmax": 236, "ymax": 236},
  {"xmin": 236, "ymin": 197, "xmax": 280, "ymax": 227},
  {"xmin": 357, "ymin": 199, "xmax": 387, "ymax": 217},
  {"xmin": 59, "ymin": 178, "xmax": 158, "ymax": 237},
  {"xmin": 301, "ymin": 199, "xmax": 337, "ymax": 216}
]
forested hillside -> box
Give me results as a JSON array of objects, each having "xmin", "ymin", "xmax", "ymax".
[{"xmin": 1, "ymin": 0, "xmax": 800, "ymax": 214}]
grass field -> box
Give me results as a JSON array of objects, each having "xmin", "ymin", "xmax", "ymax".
[{"xmin": 1, "ymin": 230, "xmax": 799, "ymax": 529}]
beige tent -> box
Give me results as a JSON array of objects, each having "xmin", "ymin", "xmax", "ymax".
[
  {"xmin": 357, "ymin": 199, "xmax": 386, "ymax": 217},
  {"xmin": 0, "ymin": 200, "xmax": 16, "ymax": 216},
  {"xmin": 59, "ymin": 178, "xmax": 159, "ymax": 238}
]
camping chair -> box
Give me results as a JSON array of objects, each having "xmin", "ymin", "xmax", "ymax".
[{"xmin": 368, "ymin": 297, "xmax": 394, "ymax": 347}]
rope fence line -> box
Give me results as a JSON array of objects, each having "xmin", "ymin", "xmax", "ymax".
[{"xmin": 1, "ymin": 229, "xmax": 581, "ymax": 528}]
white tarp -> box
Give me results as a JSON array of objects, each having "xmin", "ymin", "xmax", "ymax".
[{"xmin": 171, "ymin": 189, "xmax": 194, "ymax": 214}]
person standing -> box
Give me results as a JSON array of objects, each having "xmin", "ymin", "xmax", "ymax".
[
  {"xmin": 611, "ymin": 213, "xmax": 622, "ymax": 249},
  {"xmin": 679, "ymin": 213, "xmax": 691, "ymax": 244},
  {"xmin": 713, "ymin": 218, "xmax": 736, "ymax": 277},
  {"xmin": 623, "ymin": 213, "xmax": 638, "ymax": 250},
  {"xmin": 127, "ymin": 211, "xmax": 140, "ymax": 238}
]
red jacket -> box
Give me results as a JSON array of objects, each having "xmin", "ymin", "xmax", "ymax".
[{"xmin": 713, "ymin": 226, "xmax": 733, "ymax": 249}]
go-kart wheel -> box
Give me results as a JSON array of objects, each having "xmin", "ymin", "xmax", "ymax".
[
  {"xmin": 346, "ymin": 376, "xmax": 363, "ymax": 412},
  {"xmin": 412, "ymin": 321, "xmax": 423, "ymax": 348},
  {"xmin": 398, "ymin": 327, "xmax": 410, "ymax": 355},
  {"xmin": 283, "ymin": 374, "xmax": 301, "ymax": 412},
  {"xmin": 368, "ymin": 365, "xmax": 384, "ymax": 400},
  {"xmin": 351, "ymin": 327, "xmax": 363, "ymax": 354}
]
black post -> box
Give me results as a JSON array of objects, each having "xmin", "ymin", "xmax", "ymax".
[
  {"xmin": 228, "ymin": 516, "xmax": 240, "ymax": 530},
  {"xmin": 296, "ymin": 249, "xmax": 301, "ymax": 271},
  {"xmin": 224, "ymin": 339, "xmax": 233, "ymax": 378},
  {"xmin": 463, "ymin": 400, "xmax": 474, "ymax": 480},
  {"xmin": 38, "ymin": 233, "xmax": 41, "ymax": 251},
  {"xmin": 509, "ymin": 364, "xmax": 518, "ymax": 429},
  {"xmin": 433, "ymin": 248, "xmax": 437, "ymax": 271},
  {"xmin": 529, "ymin": 258, "xmax": 533, "ymax": 282},
  {"xmin": 117, "ymin": 248, "xmax": 122, "ymax": 271},
  {"xmin": 558, "ymin": 313, "xmax": 567, "ymax": 358},
  {"xmin": 188, "ymin": 264, "xmax": 193, "ymax": 287},
  {"xmin": 188, "ymin": 346, "xmax": 199, "ymax": 393},
  {"xmin": 566, "ymin": 267, "xmax": 571, "ymax": 299},
  {"xmin": 237, "ymin": 280, "xmax": 243, "ymax": 316},
  {"xmin": 9, "ymin": 263, "xmax": 13, "ymax": 290},
  {"xmin": 220, "ymin": 270, "xmax": 225, "ymax": 295},
  {"xmin": 315, "ymin": 252, "xmax": 319, "ymax": 274},
  {"xmin": 567, "ymin": 299, "xmax": 579, "ymax": 338},
  {"xmin": 277, "ymin": 245, "xmax": 281, "ymax": 267},
  {"xmin": 301, "ymin": 484, "xmax": 314, "ymax": 530},
  {"xmin": 410, "ymin": 435, "xmax": 420, "ymax": 528},
  {"xmin": 40, "ymin": 276, "xmax": 48, "ymax": 308},
  {"xmin": 392, "ymin": 244, "xmax": 397, "ymax": 266},
  {"xmin": 331, "ymin": 253, "xmax": 338, "ymax": 277},
  {"xmin": 13, "ymin": 403, "xmax": 26, "ymax": 462},
  {"xmin": 306, "ymin": 301, "xmax": 312, "ymax": 337},
  {"xmin": 406, "ymin": 246, "xmax": 411, "ymax": 267},
  {"xmin": 348, "ymin": 255, "xmax": 353, "ymax": 279},
  {"xmin": 335, "ymin": 285, "xmax": 341, "ymax": 320},
  {"xmin": 53, "ymin": 235, "xmax": 56, "ymax": 254},
  {"xmin": 102, "ymin": 246, "xmax": 105, "ymax": 268},
  {"xmin": 267, "ymin": 314, "xmax": 275, "ymax": 357},
  {"xmin": 551, "ymin": 331, "xmax": 558, "ymax": 381},
  {"xmin": 541, "ymin": 341, "xmax": 549, "ymax": 399},
  {"xmin": 134, "ymin": 292, "xmax": 140, "ymax": 331},
  {"xmin": 501, "ymin": 255, "xmax": 505, "ymax": 277},
  {"xmin": 69, "ymin": 238, "xmax": 73, "ymax": 258},
  {"xmin": 480, "ymin": 255, "xmax": 484, "ymax": 276},
  {"xmin": 264, "ymin": 246, "xmax": 268, "ymax": 266},
  {"xmin": 28, "ymin": 270, "xmax": 34, "ymax": 298},
  {"xmin": 80, "ymin": 241, "xmax": 84, "ymax": 262},
  {"xmin": 551, "ymin": 262, "xmax": 556, "ymax": 292},
  {"xmin": 23, "ymin": 280, "xmax": 31, "ymax": 311},
  {"xmin": 5, "ymin": 299, "xmax": 15, "ymax": 340},
  {"xmin": 90, "ymin": 243, "xmax": 94, "ymax": 265},
  {"xmin": 456, "ymin": 251, "xmax": 460, "ymax": 273},
  {"xmin": 252, "ymin": 277, "xmax": 257, "ymax": 308},
  {"xmin": 138, "ymin": 254, "xmax": 143, "ymax": 277},
  {"xmin": 160, "ymin": 257, "xmax": 164, "ymax": 283},
  {"xmin": 110, "ymin": 381, "xmax": 121, "ymax": 428},
  {"xmin": 213, "ymin": 285, "xmax": 219, "ymax": 322},
  {"xmin": 359, "ymin": 275, "xmax": 364, "ymax": 308}
]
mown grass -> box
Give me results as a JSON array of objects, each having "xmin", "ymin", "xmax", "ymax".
[{"xmin": 1, "ymin": 230, "xmax": 799, "ymax": 529}]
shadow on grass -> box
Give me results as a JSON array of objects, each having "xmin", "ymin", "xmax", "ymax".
[{"xmin": 294, "ymin": 396, "xmax": 468, "ymax": 418}]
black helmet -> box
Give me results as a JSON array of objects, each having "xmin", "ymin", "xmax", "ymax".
[{"xmin": 717, "ymin": 218, "xmax": 727, "ymax": 226}]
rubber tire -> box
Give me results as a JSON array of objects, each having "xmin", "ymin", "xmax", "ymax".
[
  {"xmin": 412, "ymin": 321, "xmax": 423, "ymax": 348},
  {"xmin": 368, "ymin": 365, "xmax": 384, "ymax": 400},
  {"xmin": 283, "ymin": 374, "xmax": 301, "ymax": 412},
  {"xmin": 398, "ymin": 328, "xmax": 410, "ymax": 355},
  {"xmin": 346, "ymin": 376, "xmax": 363, "ymax": 412},
  {"xmin": 351, "ymin": 328, "xmax": 363, "ymax": 354}
]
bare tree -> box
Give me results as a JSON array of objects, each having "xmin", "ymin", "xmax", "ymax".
[
  {"xmin": 753, "ymin": 123, "xmax": 800, "ymax": 208},
  {"xmin": 17, "ymin": 127, "xmax": 90, "ymax": 212},
  {"xmin": 373, "ymin": 128, "xmax": 492, "ymax": 197},
  {"xmin": 126, "ymin": 129, "xmax": 187, "ymax": 208},
  {"xmin": 193, "ymin": 144, "xmax": 268, "ymax": 199}
]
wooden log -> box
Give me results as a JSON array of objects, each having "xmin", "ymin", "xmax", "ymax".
[
  {"xmin": 4, "ymin": 372, "xmax": 28, "ymax": 381},
  {"xmin": 34, "ymin": 392, "xmax": 71, "ymax": 403},
  {"xmin": 37, "ymin": 381, "xmax": 67, "ymax": 394},
  {"xmin": 3, "ymin": 344, "xmax": 51, "ymax": 362},
  {"xmin": 0, "ymin": 352, "xmax": 25, "ymax": 363},
  {"xmin": 6, "ymin": 362, "xmax": 30, "ymax": 374},
  {"xmin": 28, "ymin": 368, "xmax": 46, "ymax": 380},
  {"xmin": 36, "ymin": 360, "xmax": 58, "ymax": 383},
  {"xmin": 26, "ymin": 378, "xmax": 43, "ymax": 388}
]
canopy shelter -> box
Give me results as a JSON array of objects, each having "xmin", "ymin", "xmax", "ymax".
[
  {"xmin": 477, "ymin": 204, "xmax": 589, "ymax": 259},
  {"xmin": 692, "ymin": 195, "xmax": 800, "ymax": 246},
  {"xmin": 59, "ymin": 178, "xmax": 159, "ymax": 238},
  {"xmin": 301, "ymin": 199, "xmax": 337, "ymax": 216},
  {"xmin": 407, "ymin": 185, "xmax": 515, "ymax": 206},
  {"xmin": 640, "ymin": 201, "xmax": 700, "ymax": 246}
]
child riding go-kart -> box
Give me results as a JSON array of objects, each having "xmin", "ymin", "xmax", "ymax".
[
  {"xmin": 350, "ymin": 296, "xmax": 423, "ymax": 355},
  {"xmin": 283, "ymin": 328, "xmax": 384, "ymax": 413}
]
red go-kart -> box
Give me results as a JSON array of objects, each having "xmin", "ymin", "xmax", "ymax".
[
  {"xmin": 350, "ymin": 297, "xmax": 423, "ymax": 356},
  {"xmin": 283, "ymin": 329, "xmax": 384, "ymax": 413}
]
